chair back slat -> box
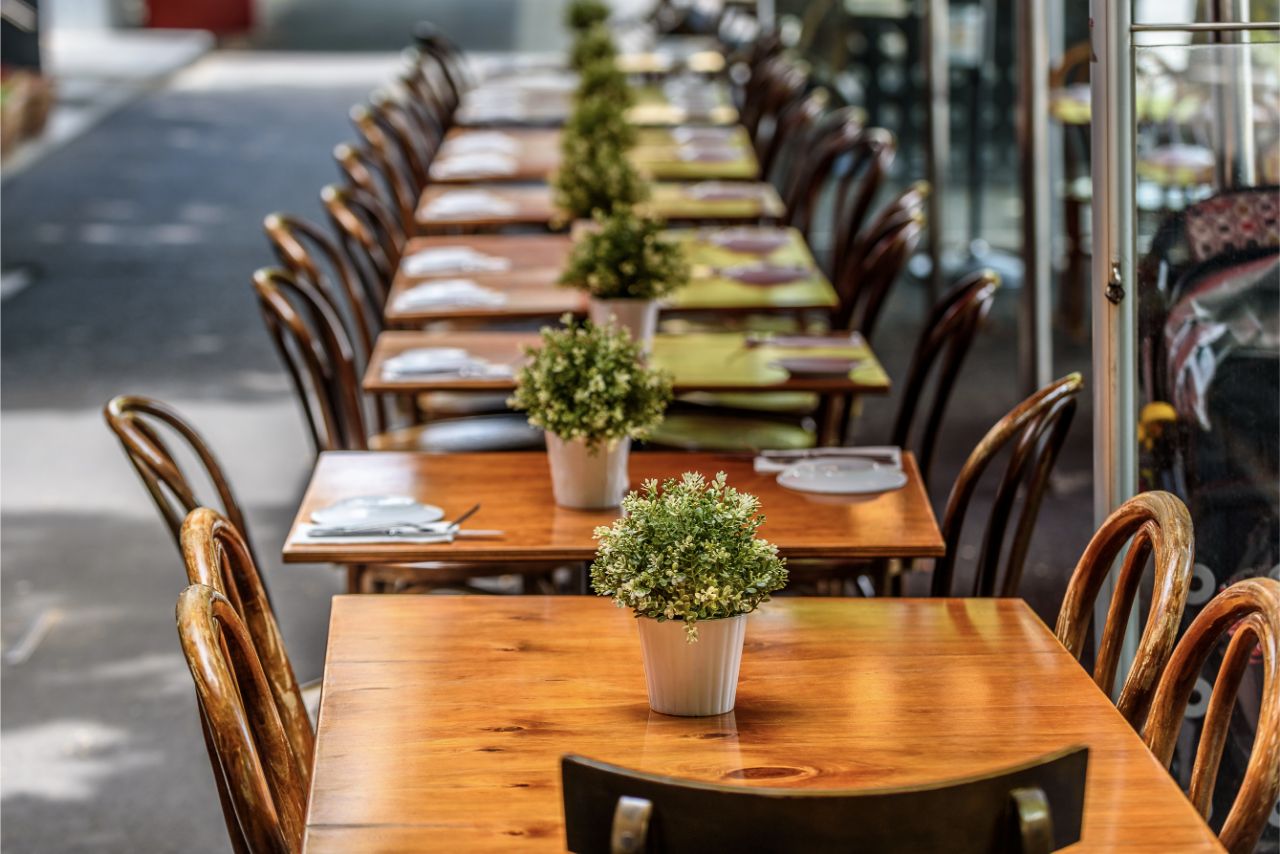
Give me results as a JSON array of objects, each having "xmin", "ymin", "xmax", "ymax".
[
  {"xmin": 1142, "ymin": 577, "xmax": 1280, "ymax": 854},
  {"xmin": 181, "ymin": 508, "xmax": 313, "ymax": 783},
  {"xmin": 1055, "ymin": 491, "xmax": 1194, "ymax": 728},
  {"xmin": 562, "ymin": 747, "xmax": 1088, "ymax": 853},
  {"xmin": 333, "ymin": 140, "xmax": 418, "ymax": 232},
  {"xmin": 253, "ymin": 267, "xmax": 369, "ymax": 454},
  {"xmin": 177, "ymin": 585, "xmax": 307, "ymax": 854},
  {"xmin": 931, "ymin": 374, "xmax": 1084, "ymax": 598},
  {"xmin": 760, "ymin": 87, "xmax": 827, "ymax": 180},
  {"xmin": 322, "ymin": 183, "xmax": 404, "ymax": 309},
  {"xmin": 831, "ymin": 184, "xmax": 924, "ymax": 337}
]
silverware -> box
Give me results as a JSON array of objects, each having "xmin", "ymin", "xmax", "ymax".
[{"xmin": 309, "ymin": 503, "xmax": 488, "ymax": 538}]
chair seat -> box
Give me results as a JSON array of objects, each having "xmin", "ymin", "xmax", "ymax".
[
  {"xmin": 416, "ymin": 390, "xmax": 512, "ymax": 418},
  {"xmin": 371, "ymin": 414, "xmax": 544, "ymax": 452},
  {"xmin": 677, "ymin": 390, "xmax": 819, "ymax": 414},
  {"xmin": 646, "ymin": 412, "xmax": 816, "ymax": 452}
]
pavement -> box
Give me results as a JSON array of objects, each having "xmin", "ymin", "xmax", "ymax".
[{"xmin": 0, "ymin": 45, "xmax": 1097, "ymax": 854}]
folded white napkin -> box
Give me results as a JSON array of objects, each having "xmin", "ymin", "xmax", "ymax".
[
  {"xmin": 291, "ymin": 523, "xmax": 454, "ymax": 545},
  {"xmin": 381, "ymin": 347, "xmax": 514, "ymax": 379},
  {"xmin": 423, "ymin": 191, "xmax": 519, "ymax": 218},
  {"xmin": 444, "ymin": 131, "xmax": 521, "ymax": 155},
  {"xmin": 753, "ymin": 446, "xmax": 902, "ymax": 474},
  {"xmin": 402, "ymin": 246, "xmax": 512, "ymax": 276},
  {"xmin": 393, "ymin": 279, "xmax": 509, "ymax": 310},
  {"xmin": 431, "ymin": 152, "xmax": 519, "ymax": 178}
]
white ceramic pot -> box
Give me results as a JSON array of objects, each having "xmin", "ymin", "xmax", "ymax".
[
  {"xmin": 636, "ymin": 613, "xmax": 747, "ymax": 716},
  {"xmin": 546, "ymin": 433, "xmax": 630, "ymax": 509},
  {"xmin": 588, "ymin": 298, "xmax": 659, "ymax": 350}
]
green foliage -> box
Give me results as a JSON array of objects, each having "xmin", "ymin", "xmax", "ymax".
[
  {"xmin": 591, "ymin": 472, "xmax": 789, "ymax": 640},
  {"xmin": 564, "ymin": 93, "xmax": 636, "ymax": 150},
  {"xmin": 553, "ymin": 130, "xmax": 647, "ymax": 220},
  {"xmin": 566, "ymin": 0, "xmax": 610, "ymax": 32},
  {"xmin": 561, "ymin": 208, "xmax": 689, "ymax": 300},
  {"xmin": 509, "ymin": 318, "xmax": 672, "ymax": 450},
  {"xmin": 575, "ymin": 58, "xmax": 634, "ymax": 107},
  {"xmin": 570, "ymin": 24, "xmax": 617, "ymax": 72}
]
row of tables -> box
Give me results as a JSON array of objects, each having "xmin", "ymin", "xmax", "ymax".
[{"xmin": 292, "ymin": 41, "xmax": 1224, "ymax": 852}]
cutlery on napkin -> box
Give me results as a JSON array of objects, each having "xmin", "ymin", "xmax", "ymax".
[
  {"xmin": 430, "ymin": 152, "xmax": 519, "ymax": 178},
  {"xmin": 443, "ymin": 131, "xmax": 521, "ymax": 155},
  {"xmin": 423, "ymin": 191, "xmax": 518, "ymax": 218},
  {"xmin": 402, "ymin": 246, "xmax": 512, "ymax": 276},
  {"xmin": 392, "ymin": 279, "xmax": 509, "ymax": 310},
  {"xmin": 753, "ymin": 446, "xmax": 902, "ymax": 474},
  {"xmin": 743, "ymin": 332, "xmax": 867, "ymax": 349}
]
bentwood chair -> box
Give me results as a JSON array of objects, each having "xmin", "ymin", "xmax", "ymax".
[
  {"xmin": 1055, "ymin": 491, "xmax": 1194, "ymax": 729},
  {"xmin": 930, "ymin": 374, "xmax": 1084, "ymax": 598},
  {"xmin": 1142, "ymin": 577, "xmax": 1280, "ymax": 854},
  {"xmin": 362, "ymin": 94, "xmax": 436, "ymax": 192},
  {"xmin": 333, "ymin": 140, "xmax": 418, "ymax": 232},
  {"xmin": 321, "ymin": 184, "xmax": 404, "ymax": 311},
  {"xmin": 104, "ymin": 395, "xmax": 260, "ymax": 571},
  {"xmin": 176, "ymin": 584, "xmax": 307, "ymax": 854},
  {"xmin": 561, "ymin": 748, "xmax": 1088, "ymax": 854},
  {"xmin": 411, "ymin": 22, "xmax": 471, "ymax": 112},
  {"xmin": 743, "ymin": 58, "xmax": 810, "ymax": 164},
  {"xmin": 760, "ymin": 86, "xmax": 828, "ymax": 185},
  {"xmin": 252, "ymin": 266, "xmax": 542, "ymax": 454}
]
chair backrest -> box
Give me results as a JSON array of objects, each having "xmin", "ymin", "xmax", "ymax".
[
  {"xmin": 742, "ymin": 56, "xmax": 807, "ymax": 141},
  {"xmin": 253, "ymin": 267, "xmax": 369, "ymax": 454},
  {"xmin": 411, "ymin": 22, "xmax": 471, "ymax": 108},
  {"xmin": 367, "ymin": 92, "xmax": 436, "ymax": 191},
  {"xmin": 1055, "ymin": 492, "xmax": 1194, "ymax": 729},
  {"xmin": 103, "ymin": 395, "xmax": 255, "ymax": 563},
  {"xmin": 562, "ymin": 747, "xmax": 1088, "ymax": 854},
  {"xmin": 890, "ymin": 270, "xmax": 1000, "ymax": 488},
  {"xmin": 1143, "ymin": 577, "xmax": 1280, "ymax": 854},
  {"xmin": 831, "ymin": 183, "xmax": 925, "ymax": 337},
  {"xmin": 760, "ymin": 86, "xmax": 828, "ymax": 186},
  {"xmin": 176, "ymin": 584, "xmax": 307, "ymax": 854},
  {"xmin": 350, "ymin": 101, "xmax": 426, "ymax": 200},
  {"xmin": 263, "ymin": 211, "xmax": 382, "ymax": 367},
  {"xmin": 402, "ymin": 46, "xmax": 461, "ymax": 127},
  {"xmin": 322, "ymin": 183, "xmax": 404, "ymax": 310},
  {"xmin": 333, "ymin": 140, "xmax": 418, "ymax": 233},
  {"xmin": 931, "ymin": 374, "xmax": 1084, "ymax": 598},
  {"xmin": 181, "ymin": 507, "xmax": 313, "ymax": 782}
]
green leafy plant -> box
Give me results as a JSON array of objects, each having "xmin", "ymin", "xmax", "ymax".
[
  {"xmin": 553, "ymin": 130, "xmax": 647, "ymax": 220},
  {"xmin": 564, "ymin": 93, "xmax": 636, "ymax": 150},
  {"xmin": 566, "ymin": 0, "xmax": 610, "ymax": 32},
  {"xmin": 570, "ymin": 24, "xmax": 618, "ymax": 72},
  {"xmin": 509, "ymin": 318, "xmax": 672, "ymax": 450},
  {"xmin": 561, "ymin": 207, "xmax": 689, "ymax": 300},
  {"xmin": 575, "ymin": 58, "xmax": 634, "ymax": 107},
  {"xmin": 592, "ymin": 472, "xmax": 788, "ymax": 640}
]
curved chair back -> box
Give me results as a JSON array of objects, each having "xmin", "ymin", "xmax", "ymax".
[
  {"xmin": 350, "ymin": 102, "xmax": 425, "ymax": 203},
  {"xmin": 176, "ymin": 584, "xmax": 307, "ymax": 854},
  {"xmin": 322, "ymin": 183, "xmax": 404, "ymax": 310},
  {"xmin": 832, "ymin": 185, "xmax": 925, "ymax": 337},
  {"xmin": 562, "ymin": 747, "xmax": 1088, "ymax": 853},
  {"xmin": 411, "ymin": 23, "xmax": 471, "ymax": 109},
  {"xmin": 367, "ymin": 92, "xmax": 436, "ymax": 190},
  {"xmin": 401, "ymin": 47, "xmax": 460, "ymax": 129},
  {"xmin": 263, "ymin": 211, "xmax": 382, "ymax": 367},
  {"xmin": 104, "ymin": 396, "xmax": 255, "ymax": 563},
  {"xmin": 890, "ymin": 270, "xmax": 1000, "ymax": 488},
  {"xmin": 931, "ymin": 374, "xmax": 1084, "ymax": 598},
  {"xmin": 333, "ymin": 140, "xmax": 418, "ymax": 232},
  {"xmin": 253, "ymin": 267, "xmax": 369, "ymax": 453},
  {"xmin": 181, "ymin": 507, "xmax": 313, "ymax": 781},
  {"xmin": 1055, "ymin": 492, "xmax": 1194, "ymax": 728},
  {"xmin": 761, "ymin": 86, "xmax": 828, "ymax": 186},
  {"xmin": 1142, "ymin": 577, "xmax": 1280, "ymax": 854}
]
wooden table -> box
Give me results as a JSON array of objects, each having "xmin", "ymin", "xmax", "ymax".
[
  {"xmin": 430, "ymin": 127, "xmax": 759, "ymax": 183},
  {"xmin": 302, "ymin": 597, "xmax": 1222, "ymax": 852},
  {"xmin": 415, "ymin": 182, "xmax": 785, "ymax": 234},
  {"xmin": 282, "ymin": 451, "xmax": 942, "ymax": 565},
  {"xmin": 385, "ymin": 229, "xmax": 836, "ymax": 324},
  {"xmin": 364, "ymin": 331, "xmax": 890, "ymax": 396}
]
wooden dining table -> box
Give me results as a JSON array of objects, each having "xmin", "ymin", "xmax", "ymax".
[
  {"xmin": 430, "ymin": 127, "xmax": 760, "ymax": 184},
  {"xmin": 282, "ymin": 451, "xmax": 943, "ymax": 566},
  {"xmin": 414, "ymin": 181, "xmax": 785, "ymax": 234},
  {"xmin": 385, "ymin": 228, "xmax": 836, "ymax": 324},
  {"xmin": 301, "ymin": 596, "xmax": 1223, "ymax": 852},
  {"xmin": 363, "ymin": 330, "xmax": 889, "ymax": 397}
]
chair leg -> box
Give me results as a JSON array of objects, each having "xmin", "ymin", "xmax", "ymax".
[{"xmin": 346, "ymin": 565, "xmax": 365, "ymax": 594}]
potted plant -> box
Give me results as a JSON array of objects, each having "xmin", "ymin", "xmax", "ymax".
[
  {"xmin": 592, "ymin": 472, "xmax": 788, "ymax": 716},
  {"xmin": 574, "ymin": 57, "xmax": 634, "ymax": 108},
  {"xmin": 510, "ymin": 319, "xmax": 672, "ymax": 509},
  {"xmin": 564, "ymin": 92, "xmax": 637, "ymax": 151},
  {"xmin": 561, "ymin": 207, "xmax": 689, "ymax": 347},
  {"xmin": 570, "ymin": 23, "xmax": 618, "ymax": 72},
  {"xmin": 566, "ymin": 0, "xmax": 610, "ymax": 33},
  {"xmin": 552, "ymin": 128, "xmax": 647, "ymax": 223}
]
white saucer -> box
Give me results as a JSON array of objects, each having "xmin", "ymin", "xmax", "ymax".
[
  {"xmin": 776, "ymin": 459, "xmax": 907, "ymax": 495},
  {"xmin": 771, "ymin": 357, "xmax": 863, "ymax": 377},
  {"xmin": 311, "ymin": 495, "xmax": 445, "ymax": 526}
]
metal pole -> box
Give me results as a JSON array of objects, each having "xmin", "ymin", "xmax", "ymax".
[
  {"xmin": 1210, "ymin": 0, "xmax": 1257, "ymax": 189},
  {"xmin": 1090, "ymin": 0, "xmax": 1141, "ymax": 675},
  {"xmin": 922, "ymin": 0, "xmax": 948, "ymax": 300},
  {"xmin": 1017, "ymin": 0, "xmax": 1053, "ymax": 394}
]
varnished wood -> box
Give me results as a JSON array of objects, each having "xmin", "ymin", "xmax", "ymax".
[
  {"xmin": 301, "ymin": 597, "xmax": 1222, "ymax": 852},
  {"xmin": 1143, "ymin": 578, "xmax": 1280, "ymax": 854},
  {"xmin": 181, "ymin": 509, "xmax": 313, "ymax": 783},
  {"xmin": 363, "ymin": 330, "xmax": 890, "ymax": 396},
  {"xmin": 283, "ymin": 450, "xmax": 943, "ymax": 565},
  {"xmin": 104, "ymin": 395, "xmax": 257, "ymax": 566},
  {"xmin": 1055, "ymin": 492, "xmax": 1194, "ymax": 729},
  {"xmin": 562, "ymin": 747, "xmax": 1086, "ymax": 853},
  {"xmin": 414, "ymin": 182, "xmax": 786, "ymax": 234},
  {"xmin": 177, "ymin": 585, "xmax": 307, "ymax": 854},
  {"xmin": 832, "ymin": 183, "xmax": 926, "ymax": 337},
  {"xmin": 931, "ymin": 374, "xmax": 1084, "ymax": 598}
]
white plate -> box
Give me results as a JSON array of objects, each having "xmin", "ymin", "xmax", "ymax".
[
  {"xmin": 672, "ymin": 127, "xmax": 735, "ymax": 144},
  {"xmin": 777, "ymin": 459, "xmax": 907, "ymax": 495},
  {"xmin": 706, "ymin": 227, "xmax": 791, "ymax": 254},
  {"xmin": 771, "ymin": 356, "xmax": 863, "ymax": 377},
  {"xmin": 311, "ymin": 495, "xmax": 445, "ymax": 526},
  {"xmin": 685, "ymin": 181, "xmax": 763, "ymax": 202},
  {"xmin": 677, "ymin": 146, "xmax": 741, "ymax": 162},
  {"xmin": 722, "ymin": 264, "xmax": 811, "ymax": 285}
]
